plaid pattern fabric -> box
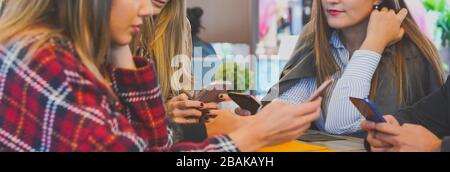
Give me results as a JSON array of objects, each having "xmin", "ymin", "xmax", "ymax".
[{"xmin": 0, "ymin": 35, "xmax": 239, "ymax": 152}]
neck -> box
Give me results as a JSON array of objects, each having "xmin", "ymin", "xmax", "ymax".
[{"xmin": 340, "ymin": 19, "xmax": 369, "ymax": 54}]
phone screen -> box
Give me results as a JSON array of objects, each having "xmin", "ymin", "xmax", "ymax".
[{"xmin": 350, "ymin": 97, "xmax": 386, "ymax": 123}]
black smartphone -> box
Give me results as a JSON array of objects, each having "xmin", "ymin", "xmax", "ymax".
[{"xmin": 228, "ymin": 93, "xmax": 262, "ymax": 115}]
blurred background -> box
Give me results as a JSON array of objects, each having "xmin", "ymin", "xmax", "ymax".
[{"xmin": 187, "ymin": 0, "xmax": 450, "ymax": 98}]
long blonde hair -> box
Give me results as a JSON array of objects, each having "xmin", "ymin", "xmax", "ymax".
[
  {"xmin": 133, "ymin": 0, "xmax": 192, "ymax": 101},
  {"xmin": 301, "ymin": 0, "xmax": 444, "ymax": 105},
  {"xmin": 0, "ymin": 0, "xmax": 117, "ymax": 99}
]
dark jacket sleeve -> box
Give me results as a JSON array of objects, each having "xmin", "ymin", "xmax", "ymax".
[
  {"xmin": 442, "ymin": 137, "xmax": 450, "ymax": 152},
  {"xmin": 167, "ymin": 119, "xmax": 208, "ymax": 143},
  {"xmin": 394, "ymin": 76, "xmax": 450, "ymax": 152},
  {"xmin": 365, "ymin": 76, "xmax": 450, "ymax": 152},
  {"xmin": 179, "ymin": 123, "xmax": 208, "ymax": 142}
]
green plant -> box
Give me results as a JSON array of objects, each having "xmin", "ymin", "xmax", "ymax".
[
  {"xmin": 214, "ymin": 62, "xmax": 253, "ymax": 93},
  {"xmin": 423, "ymin": 0, "xmax": 450, "ymax": 46}
]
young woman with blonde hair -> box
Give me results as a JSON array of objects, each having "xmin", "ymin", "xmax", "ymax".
[
  {"xmin": 131, "ymin": 0, "xmax": 244, "ymax": 143},
  {"xmin": 0, "ymin": 0, "xmax": 323, "ymax": 152},
  {"xmin": 134, "ymin": 0, "xmax": 192, "ymax": 101}
]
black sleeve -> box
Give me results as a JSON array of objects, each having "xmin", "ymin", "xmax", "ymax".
[
  {"xmin": 442, "ymin": 137, "xmax": 450, "ymax": 152},
  {"xmin": 178, "ymin": 123, "xmax": 208, "ymax": 143},
  {"xmin": 365, "ymin": 77, "xmax": 449, "ymax": 152},
  {"xmin": 167, "ymin": 120, "xmax": 208, "ymax": 143},
  {"xmin": 394, "ymin": 76, "xmax": 450, "ymax": 139}
]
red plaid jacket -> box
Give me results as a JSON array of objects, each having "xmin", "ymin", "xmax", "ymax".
[{"xmin": 0, "ymin": 36, "xmax": 239, "ymax": 152}]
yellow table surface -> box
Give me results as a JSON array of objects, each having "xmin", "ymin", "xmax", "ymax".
[{"xmin": 258, "ymin": 141, "xmax": 335, "ymax": 152}]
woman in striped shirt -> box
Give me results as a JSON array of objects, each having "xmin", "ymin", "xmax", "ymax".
[{"xmin": 258, "ymin": 0, "xmax": 445, "ymax": 136}]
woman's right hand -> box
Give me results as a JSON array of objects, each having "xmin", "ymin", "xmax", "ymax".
[
  {"xmin": 206, "ymin": 109, "xmax": 253, "ymax": 137},
  {"xmin": 228, "ymin": 98, "xmax": 322, "ymax": 152},
  {"xmin": 362, "ymin": 8, "xmax": 409, "ymax": 54},
  {"xmin": 361, "ymin": 115, "xmax": 400, "ymax": 151}
]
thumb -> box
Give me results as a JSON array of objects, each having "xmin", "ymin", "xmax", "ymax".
[{"xmin": 235, "ymin": 107, "xmax": 252, "ymax": 116}]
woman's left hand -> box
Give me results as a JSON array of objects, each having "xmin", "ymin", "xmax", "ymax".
[
  {"xmin": 167, "ymin": 93, "xmax": 218, "ymax": 124},
  {"xmin": 362, "ymin": 8, "xmax": 409, "ymax": 54}
]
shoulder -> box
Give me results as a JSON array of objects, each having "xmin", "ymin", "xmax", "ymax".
[
  {"xmin": 31, "ymin": 36, "xmax": 81, "ymax": 68},
  {"xmin": 15, "ymin": 36, "xmax": 104, "ymax": 93},
  {"xmin": 285, "ymin": 24, "xmax": 315, "ymax": 71},
  {"xmin": 1, "ymin": 33, "xmax": 82, "ymax": 80}
]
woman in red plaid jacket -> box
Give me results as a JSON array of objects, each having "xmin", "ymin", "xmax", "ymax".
[{"xmin": 0, "ymin": 0, "xmax": 321, "ymax": 152}]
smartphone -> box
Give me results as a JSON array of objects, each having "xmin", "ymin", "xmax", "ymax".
[
  {"xmin": 350, "ymin": 97, "xmax": 386, "ymax": 123},
  {"xmin": 307, "ymin": 79, "xmax": 334, "ymax": 102},
  {"xmin": 193, "ymin": 81, "xmax": 232, "ymax": 103},
  {"xmin": 228, "ymin": 93, "xmax": 262, "ymax": 115}
]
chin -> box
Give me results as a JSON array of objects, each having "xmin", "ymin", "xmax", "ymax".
[
  {"xmin": 116, "ymin": 37, "xmax": 132, "ymax": 46},
  {"xmin": 327, "ymin": 20, "xmax": 348, "ymax": 29}
]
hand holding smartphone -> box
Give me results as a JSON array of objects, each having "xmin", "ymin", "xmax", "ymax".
[
  {"xmin": 228, "ymin": 79, "xmax": 333, "ymax": 115},
  {"xmin": 181, "ymin": 81, "xmax": 232, "ymax": 123}
]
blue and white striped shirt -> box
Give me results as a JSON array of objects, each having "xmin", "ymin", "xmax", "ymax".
[{"xmin": 278, "ymin": 31, "xmax": 382, "ymax": 135}]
